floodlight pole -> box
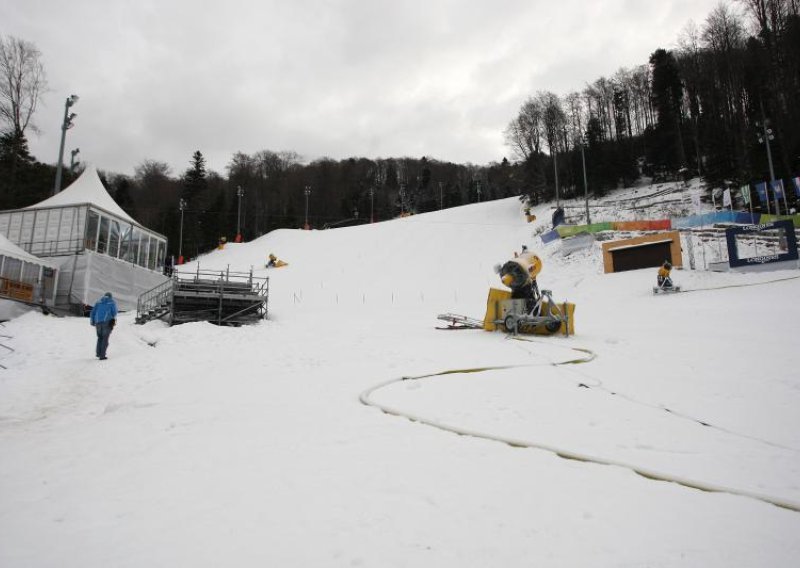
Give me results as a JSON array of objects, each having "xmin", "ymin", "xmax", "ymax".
[
  {"xmin": 369, "ymin": 186, "xmax": 375, "ymax": 223},
  {"xmin": 758, "ymin": 100, "xmax": 780, "ymax": 215},
  {"xmin": 178, "ymin": 198, "xmax": 187, "ymax": 259},
  {"xmin": 53, "ymin": 94, "xmax": 79, "ymax": 195},
  {"xmin": 70, "ymin": 148, "xmax": 80, "ymax": 173},
  {"xmin": 553, "ymin": 148, "xmax": 560, "ymax": 208},
  {"xmin": 579, "ymin": 138, "xmax": 590, "ymax": 224},
  {"xmin": 304, "ymin": 185, "xmax": 311, "ymax": 229},
  {"xmin": 236, "ymin": 185, "xmax": 244, "ymax": 239}
]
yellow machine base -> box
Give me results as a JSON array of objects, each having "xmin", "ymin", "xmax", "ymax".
[{"xmin": 483, "ymin": 288, "xmax": 575, "ymax": 335}]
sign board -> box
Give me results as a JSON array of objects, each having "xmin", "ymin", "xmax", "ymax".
[{"xmin": 724, "ymin": 220, "xmax": 798, "ymax": 268}]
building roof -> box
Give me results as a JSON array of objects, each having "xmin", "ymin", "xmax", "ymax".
[{"xmin": 25, "ymin": 165, "xmax": 137, "ymax": 225}]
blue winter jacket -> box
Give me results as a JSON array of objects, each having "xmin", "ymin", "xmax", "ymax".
[{"xmin": 90, "ymin": 295, "xmax": 118, "ymax": 325}]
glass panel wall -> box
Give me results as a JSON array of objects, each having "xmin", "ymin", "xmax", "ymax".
[
  {"xmin": 97, "ymin": 216, "xmax": 110, "ymax": 254},
  {"xmin": 30, "ymin": 211, "xmax": 48, "ymax": 255},
  {"xmin": 1, "ymin": 257, "xmax": 22, "ymax": 279},
  {"xmin": 119, "ymin": 224, "xmax": 132, "ymax": 262},
  {"xmin": 130, "ymin": 228, "xmax": 142, "ymax": 266},
  {"xmin": 108, "ymin": 220, "xmax": 121, "ymax": 258},
  {"xmin": 85, "ymin": 211, "xmax": 100, "ymax": 251},
  {"xmin": 148, "ymin": 237, "xmax": 158, "ymax": 270},
  {"xmin": 138, "ymin": 234, "xmax": 150, "ymax": 267},
  {"xmin": 157, "ymin": 240, "xmax": 166, "ymax": 271},
  {"xmin": 20, "ymin": 212, "xmax": 35, "ymax": 250},
  {"xmin": 20, "ymin": 262, "xmax": 39, "ymax": 284},
  {"xmin": 8, "ymin": 212, "xmax": 22, "ymax": 242}
]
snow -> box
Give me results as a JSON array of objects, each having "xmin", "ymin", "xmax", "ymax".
[{"xmin": 2, "ymin": 182, "xmax": 800, "ymax": 566}]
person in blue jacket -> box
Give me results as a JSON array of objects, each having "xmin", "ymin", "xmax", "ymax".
[{"xmin": 90, "ymin": 292, "xmax": 118, "ymax": 360}]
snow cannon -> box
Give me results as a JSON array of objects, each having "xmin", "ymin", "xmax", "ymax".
[
  {"xmin": 498, "ymin": 252, "xmax": 542, "ymax": 293},
  {"xmin": 483, "ymin": 251, "xmax": 575, "ymax": 336}
]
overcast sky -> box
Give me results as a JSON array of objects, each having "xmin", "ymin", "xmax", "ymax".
[{"xmin": 5, "ymin": 0, "xmax": 723, "ymax": 178}]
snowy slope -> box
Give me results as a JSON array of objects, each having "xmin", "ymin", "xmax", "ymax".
[{"xmin": 1, "ymin": 191, "xmax": 799, "ymax": 567}]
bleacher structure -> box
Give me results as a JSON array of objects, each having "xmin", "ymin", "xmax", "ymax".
[{"xmin": 136, "ymin": 267, "xmax": 269, "ymax": 326}]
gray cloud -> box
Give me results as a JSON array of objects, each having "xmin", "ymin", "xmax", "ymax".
[{"xmin": 5, "ymin": 0, "xmax": 720, "ymax": 177}]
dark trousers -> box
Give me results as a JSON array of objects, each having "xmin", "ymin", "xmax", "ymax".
[{"xmin": 95, "ymin": 322, "xmax": 113, "ymax": 358}]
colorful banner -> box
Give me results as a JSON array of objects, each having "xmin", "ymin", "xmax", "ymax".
[
  {"xmin": 740, "ymin": 184, "xmax": 751, "ymax": 205},
  {"xmin": 722, "ymin": 188, "xmax": 732, "ymax": 207},
  {"xmin": 540, "ymin": 230, "xmax": 561, "ymax": 244},
  {"xmin": 771, "ymin": 179, "xmax": 785, "ymax": 199},
  {"xmin": 755, "ymin": 182, "xmax": 768, "ymax": 203},
  {"xmin": 793, "ymin": 177, "xmax": 800, "ymax": 198}
]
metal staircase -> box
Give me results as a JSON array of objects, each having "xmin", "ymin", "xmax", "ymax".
[{"xmin": 135, "ymin": 278, "xmax": 175, "ymax": 324}]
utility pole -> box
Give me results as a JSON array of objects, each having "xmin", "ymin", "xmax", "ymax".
[
  {"xmin": 178, "ymin": 198, "xmax": 187, "ymax": 261},
  {"xmin": 757, "ymin": 100, "xmax": 779, "ymax": 215},
  {"xmin": 53, "ymin": 94, "xmax": 79, "ymax": 195},
  {"xmin": 553, "ymin": 149, "xmax": 560, "ymax": 207},
  {"xmin": 236, "ymin": 185, "xmax": 244, "ymax": 241},
  {"xmin": 304, "ymin": 185, "xmax": 311, "ymax": 229},
  {"xmin": 369, "ymin": 186, "xmax": 375, "ymax": 223},
  {"xmin": 579, "ymin": 138, "xmax": 590, "ymax": 224}
]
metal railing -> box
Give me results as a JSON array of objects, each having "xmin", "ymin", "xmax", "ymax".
[
  {"xmin": 136, "ymin": 266, "xmax": 270, "ymax": 326},
  {"xmin": 135, "ymin": 278, "xmax": 175, "ymax": 324}
]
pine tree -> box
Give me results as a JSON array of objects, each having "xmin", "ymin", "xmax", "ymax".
[{"xmin": 182, "ymin": 150, "xmax": 207, "ymax": 206}]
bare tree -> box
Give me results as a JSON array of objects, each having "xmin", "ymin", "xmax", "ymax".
[
  {"xmin": 538, "ymin": 91, "xmax": 566, "ymax": 156},
  {"xmin": 0, "ymin": 35, "xmax": 47, "ymax": 135},
  {"xmin": 504, "ymin": 97, "xmax": 544, "ymax": 160}
]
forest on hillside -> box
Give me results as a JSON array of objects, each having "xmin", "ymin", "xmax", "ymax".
[
  {"xmin": 2, "ymin": 0, "xmax": 799, "ymax": 258},
  {"xmin": 506, "ymin": 0, "xmax": 800, "ymax": 206}
]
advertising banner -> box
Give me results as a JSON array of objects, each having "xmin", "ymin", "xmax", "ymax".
[
  {"xmin": 755, "ymin": 182, "xmax": 768, "ymax": 203},
  {"xmin": 725, "ymin": 220, "xmax": 798, "ymax": 268}
]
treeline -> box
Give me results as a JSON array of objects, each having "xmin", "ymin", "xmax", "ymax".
[
  {"xmin": 0, "ymin": 139, "xmax": 524, "ymax": 258},
  {"xmin": 121, "ymin": 152, "xmax": 529, "ymax": 258},
  {"xmin": 505, "ymin": 0, "xmax": 800, "ymax": 205}
]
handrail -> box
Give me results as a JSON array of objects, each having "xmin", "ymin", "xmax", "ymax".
[{"xmin": 136, "ymin": 277, "xmax": 175, "ymax": 322}]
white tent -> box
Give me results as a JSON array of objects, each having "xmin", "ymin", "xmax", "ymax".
[
  {"xmin": 0, "ymin": 166, "xmax": 168, "ymax": 312},
  {"xmin": 0, "ymin": 233, "xmax": 58, "ymax": 307},
  {"xmin": 26, "ymin": 165, "xmax": 138, "ymax": 224}
]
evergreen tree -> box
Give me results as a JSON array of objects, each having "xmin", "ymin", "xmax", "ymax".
[
  {"xmin": 649, "ymin": 48, "xmax": 687, "ymax": 172},
  {"xmin": 182, "ymin": 150, "xmax": 207, "ymax": 206}
]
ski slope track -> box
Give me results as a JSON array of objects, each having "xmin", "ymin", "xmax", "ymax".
[{"xmin": 2, "ymin": 185, "xmax": 800, "ymax": 567}]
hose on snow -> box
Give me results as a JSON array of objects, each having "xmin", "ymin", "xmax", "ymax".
[{"xmin": 359, "ymin": 343, "xmax": 800, "ymax": 514}]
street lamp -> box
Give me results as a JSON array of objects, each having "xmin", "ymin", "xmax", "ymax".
[
  {"xmin": 178, "ymin": 198, "xmax": 187, "ymax": 261},
  {"xmin": 304, "ymin": 185, "xmax": 311, "ymax": 229},
  {"xmin": 53, "ymin": 94, "xmax": 79, "ymax": 195},
  {"xmin": 70, "ymin": 148, "xmax": 80, "ymax": 174},
  {"xmin": 577, "ymin": 136, "xmax": 590, "ymax": 224},
  {"xmin": 553, "ymin": 149, "xmax": 560, "ymax": 208},
  {"xmin": 236, "ymin": 185, "xmax": 244, "ymax": 241},
  {"xmin": 369, "ymin": 186, "xmax": 375, "ymax": 223},
  {"xmin": 756, "ymin": 110, "xmax": 779, "ymax": 215}
]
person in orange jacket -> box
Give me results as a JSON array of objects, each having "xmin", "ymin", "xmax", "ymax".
[{"xmin": 657, "ymin": 261, "xmax": 674, "ymax": 289}]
